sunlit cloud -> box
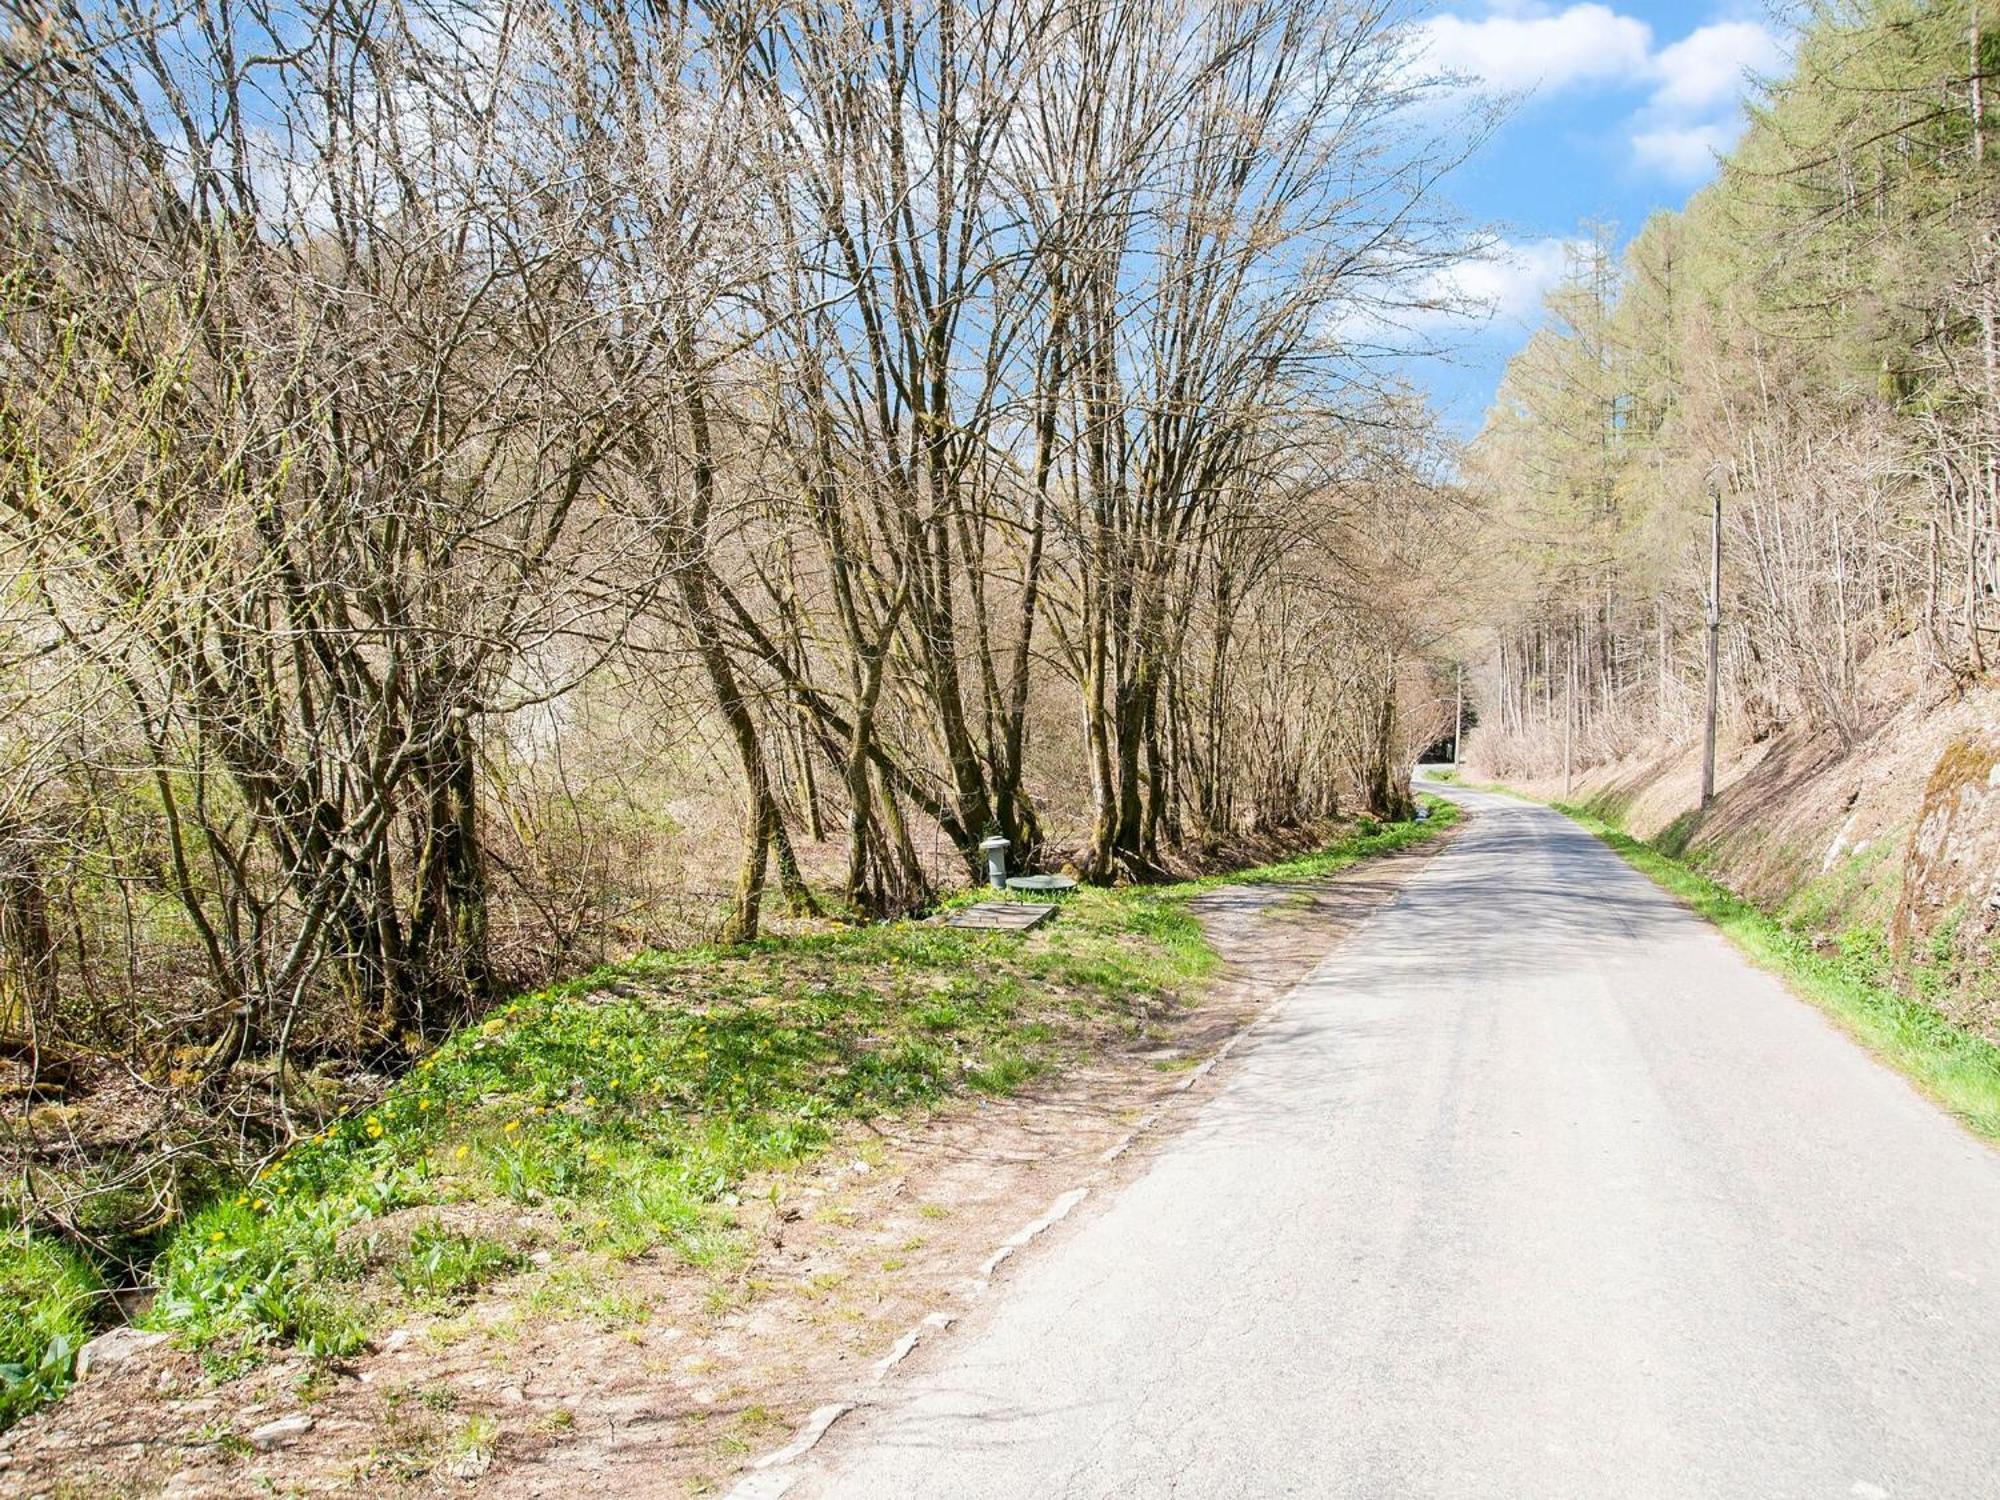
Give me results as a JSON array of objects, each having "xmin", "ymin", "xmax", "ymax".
[
  {"xmin": 1328, "ymin": 234, "xmax": 1591, "ymax": 347},
  {"xmin": 1649, "ymin": 21, "xmax": 1789, "ymax": 113},
  {"xmin": 1631, "ymin": 121, "xmax": 1739, "ymax": 179},
  {"xmin": 1414, "ymin": 4, "xmax": 1790, "ymax": 183},
  {"xmin": 1417, "ymin": 4, "xmax": 1651, "ymax": 94}
]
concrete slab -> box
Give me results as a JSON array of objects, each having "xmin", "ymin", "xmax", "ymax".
[{"xmin": 943, "ymin": 902, "xmax": 1057, "ymax": 933}]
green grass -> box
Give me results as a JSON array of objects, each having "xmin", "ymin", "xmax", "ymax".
[
  {"xmin": 13, "ymin": 801, "xmax": 1453, "ymax": 1408},
  {"xmin": 1556, "ymin": 804, "xmax": 2000, "ymax": 1140},
  {"xmin": 133, "ymin": 878, "xmax": 1223, "ymax": 1364},
  {"xmin": 1776, "ymin": 835, "xmax": 1901, "ymax": 936},
  {"xmin": 394, "ymin": 1227, "xmax": 521, "ymax": 1300},
  {"xmin": 1432, "ymin": 773, "xmax": 1527, "ymax": 801},
  {"xmin": 0, "ymin": 1232, "xmax": 104, "ymax": 1428}
]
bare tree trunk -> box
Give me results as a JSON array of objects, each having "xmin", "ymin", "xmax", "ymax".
[
  {"xmin": 672, "ymin": 342, "xmax": 804, "ymax": 941},
  {"xmin": 0, "ymin": 828, "xmax": 59, "ymax": 1084}
]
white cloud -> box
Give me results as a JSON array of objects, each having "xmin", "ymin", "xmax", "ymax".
[
  {"xmin": 1631, "ymin": 120, "xmax": 1738, "ymax": 179},
  {"xmin": 1649, "ymin": 21, "xmax": 1788, "ymax": 114},
  {"xmin": 1434, "ymin": 235, "xmax": 1589, "ymax": 326},
  {"xmin": 1631, "ymin": 20, "xmax": 1788, "ymax": 179},
  {"xmin": 1331, "ymin": 235, "xmax": 1588, "ymax": 343},
  {"xmin": 1418, "ymin": 4, "xmax": 1789, "ymax": 182},
  {"xmin": 1417, "ymin": 4, "xmax": 1652, "ymax": 94}
]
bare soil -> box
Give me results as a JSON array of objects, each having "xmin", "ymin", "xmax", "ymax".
[{"xmin": 0, "ymin": 833, "xmax": 1452, "ymax": 1500}]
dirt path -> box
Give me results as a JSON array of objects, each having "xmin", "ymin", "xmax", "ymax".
[{"xmin": 2, "ymin": 835, "xmax": 1450, "ymax": 1500}]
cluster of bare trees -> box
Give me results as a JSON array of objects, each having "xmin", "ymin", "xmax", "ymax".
[
  {"xmin": 681, "ymin": 0, "xmax": 1469, "ymax": 907},
  {"xmin": 0, "ymin": 0, "xmax": 1470, "ymax": 1223},
  {"xmin": 1469, "ymin": 1, "xmax": 1998, "ymax": 782}
]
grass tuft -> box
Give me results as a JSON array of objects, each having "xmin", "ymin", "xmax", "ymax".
[{"xmin": 395, "ymin": 1227, "xmax": 520, "ymax": 1300}]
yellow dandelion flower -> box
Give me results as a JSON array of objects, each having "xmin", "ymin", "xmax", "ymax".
[{"xmin": 504, "ymin": 1120, "xmax": 521, "ymax": 1134}]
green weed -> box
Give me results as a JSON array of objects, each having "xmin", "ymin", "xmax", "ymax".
[
  {"xmin": 0, "ymin": 1232, "xmax": 103, "ymax": 1427},
  {"xmin": 452, "ymin": 1412, "xmax": 499, "ymax": 1461},
  {"xmin": 394, "ymin": 1227, "xmax": 519, "ymax": 1299}
]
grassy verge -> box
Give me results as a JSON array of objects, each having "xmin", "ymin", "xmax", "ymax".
[
  {"xmin": 4, "ymin": 799, "xmax": 1455, "ymax": 1422},
  {"xmin": 1554, "ymin": 803, "xmax": 2000, "ymax": 1140}
]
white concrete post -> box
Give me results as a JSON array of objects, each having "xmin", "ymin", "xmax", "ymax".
[{"xmin": 978, "ymin": 836, "xmax": 1010, "ymax": 891}]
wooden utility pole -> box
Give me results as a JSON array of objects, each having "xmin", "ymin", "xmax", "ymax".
[
  {"xmin": 1701, "ymin": 477, "xmax": 1722, "ymax": 809},
  {"xmin": 1452, "ymin": 662, "xmax": 1464, "ymax": 766},
  {"xmin": 1563, "ymin": 644, "xmax": 1575, "ymax": 801}
]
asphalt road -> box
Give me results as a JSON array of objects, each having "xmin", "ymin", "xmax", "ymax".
[{"xmin": 790, "ymin": 783, "xmax": 2000, "ymax": 1500}]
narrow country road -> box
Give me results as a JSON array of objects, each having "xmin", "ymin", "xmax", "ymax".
[{"xmin": 786, "ymin": 784, "xmax": 2000, "ymax": 1500}]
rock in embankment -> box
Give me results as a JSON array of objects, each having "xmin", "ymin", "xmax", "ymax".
[
  {"xmin": 1894, "ymin": 727, "xmax": 2000, "ymax": 1031},
  {"xmin": 73, "ymin": 1327, "xmax": 167, "ymax": 1380}
]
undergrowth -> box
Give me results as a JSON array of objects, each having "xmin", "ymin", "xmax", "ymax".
[{"xmin": 4, "ymin": 799, "xmax": 1452, "ymax": 1425}]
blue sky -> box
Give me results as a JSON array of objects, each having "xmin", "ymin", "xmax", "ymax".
[{"xmin": 1406, "ymin": 1, "xmax": 1791, "ymax": 432}]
